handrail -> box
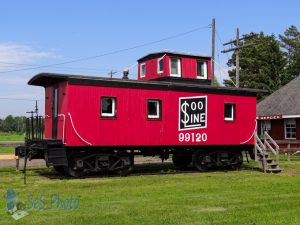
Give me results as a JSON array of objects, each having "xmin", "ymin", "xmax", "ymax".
[
  {"xmin": 255, "ymin": 133, "xmax": 265, "ymax": 150},
  {"xmin": 264, "ymin": 131, "xmax": 279, "ymax": 149},
  {"xmin": 264, "ymin": 140, "xmax": 277, "ymax": 155},
  {"xmin": 68, "ymin": 112, "xmax": 92, "ymax": 146},
  {"xmin": 264, "ymin": 131, "xmax": 279, "ymax": 166},
  {"xmin": 255, "ymin": 132, "xmax": 266, "ymax": 172}
]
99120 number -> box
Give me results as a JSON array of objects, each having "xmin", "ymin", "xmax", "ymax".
[{"xmin": 178, "ymin": 132, "xmax": 207, "ymax": 143}]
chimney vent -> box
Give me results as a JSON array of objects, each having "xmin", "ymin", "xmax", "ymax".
[{"xmin": 122, "ymin": 69, "xmax": 129, "ymax": 80}]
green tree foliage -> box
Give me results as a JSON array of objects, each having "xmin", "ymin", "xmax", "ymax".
[
  {"xmin": 224, "ymin": 32, "xmax": 286, "ymax": 95},
  {"xmin": 0, "ymin": 115, "xmax": 26, "ymax": 133},
  {"xmin": 279, "ymin": 25, "xmax": 300, "ymax": 84},
  {"xmin": 212, "ymin": 77, "xmax": 221, "ymax": 86}
]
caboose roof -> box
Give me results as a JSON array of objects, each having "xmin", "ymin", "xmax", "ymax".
[
  {"xmin": 137, "ymin": 51, "xmax": 211, "ymax": 62},
  {"xmin": 257, "ymin": 75, "xmax": 300, "ymax": 117},
  {"xmin": 29, "ymin": 72, "xmax": 265, "ymax": 96}
]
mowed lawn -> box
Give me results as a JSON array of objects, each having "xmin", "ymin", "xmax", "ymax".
[
  {"xmin": 0, "ymin": 147, "xmax": 14, "ymax": 153},
  {"xmin": 0, "ymin": 132, "xmax": 24, "ymax": 141},
  {"xmin": 0, "ymin": 159, "xmax": 300, "ymax": 225},
  {"xmin": 0, "ymin": 132, "xmax": 24, "ymax": 153}
]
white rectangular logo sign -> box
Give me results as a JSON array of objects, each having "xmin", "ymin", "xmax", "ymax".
[{"xmin": 179, "ymin": 96, "xmax": 207, "ymax": 131}]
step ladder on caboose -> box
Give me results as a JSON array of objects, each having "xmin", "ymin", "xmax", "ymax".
[{"xmin": 254, "ymin": 131, "xmax": 282, "ymax": 173}]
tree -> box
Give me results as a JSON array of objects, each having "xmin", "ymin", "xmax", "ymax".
[
  {"xmin": 279, "ymin": 25, "xmax": 300, "ymax": 84},
  {"xmin": 212, "ymin": 77, "xmax": 221, "ymax": 87},
  {"xmin": 224, "ymin": 32, "xmax": 286, "ymax": 96},
  {"xmin": 0, "ymin": 115, "xmax": 26, "ymax": 133}
]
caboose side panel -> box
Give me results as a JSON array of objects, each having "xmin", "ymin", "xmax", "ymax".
[{"xmin": 64, "ymin": 83, "xmax": 256, "ymax": 147}]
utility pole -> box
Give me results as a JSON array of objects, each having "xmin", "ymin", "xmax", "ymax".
[
  {"xmin": 221, "ymin": 28, "xmax": 255, "ymax": 87},
  {"xmin": 108, "ymin": 70, "xmax": 117, "ymax": 78},
  {"xmin": 211, "ymin": 18, "xmax": 215, "ymax": 86}
]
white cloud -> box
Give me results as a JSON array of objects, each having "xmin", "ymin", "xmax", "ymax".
[{"xmin": 0, "ymin": 43, "xmax": 53, "ymax": 72}]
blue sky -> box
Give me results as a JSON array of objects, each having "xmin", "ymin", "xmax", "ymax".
[{"xmin": 0, "ymin": 0, "xmax": 299, "ymax": 118}]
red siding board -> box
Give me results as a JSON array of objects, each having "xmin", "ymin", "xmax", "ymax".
[
  {"xmin": 270, "ymin": 119, "xmax": 285, "ymax": 140},
  {"xmin": 44, "ymin": 86, "xmax": 53, "ymax": 138},
  {"xmin": 297, "ymin": 118, "xmax": 300, "ymax": 140},
  {"xmin": 44, "ymin": 82, "xmax": 68, "ymax": 141},
  {"xmin": 139, "ymin": 55, "xmax": 211, "ymax": 81},
  {"xmin": 54, "ymin": 84, "xmax": 257, "ymax": 147}
]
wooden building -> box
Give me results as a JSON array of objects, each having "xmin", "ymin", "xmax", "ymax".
[{"xmin": 257, "ymin": 75, "xmax": 300, "ymax": 149}]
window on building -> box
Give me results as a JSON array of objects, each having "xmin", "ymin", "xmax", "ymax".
[
  {"xmin": 261, "ymin": 120, "xmax": 271, "ymax": 136},
  {"xmin": 147, "ymin": 99, "xmax": 161, "ymax": 119},
  {"xmin": 140, "ymin": 63, "xmax": 146, "ymax": 78},
  {"xmin": 197, "ymin": 61, "xmax": 208, "ymax": 79},
  {"xmin": 101, "ymin": 97, "xmax": 116, "ymax": 117},
  {"xmin": 170, "ymin": 58, "xmax": 181, "ymax": 77},
  {"xmin": 224, "ymin": 103, "xmax": 235, "ymax": 121},
  {"xmin": 157, "ymin": 57, "xmax": 164, "ymax": 74},
  {"xmin": 285, "ymin": 118, "xmax": 296, "ymax": 139}
]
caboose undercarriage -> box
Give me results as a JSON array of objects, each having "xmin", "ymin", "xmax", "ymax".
[{"xmin": 16, "ymin": 138, "xmax": 252, "ymax": 177}]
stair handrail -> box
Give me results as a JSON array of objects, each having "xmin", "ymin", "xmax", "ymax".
[
  {"xmin": 255, "ymin": 132, "xmax": 267, "ymax": 172},
  {"xmin": 264, "ymin": 131, "xmax": 280, "ymax": 166}
]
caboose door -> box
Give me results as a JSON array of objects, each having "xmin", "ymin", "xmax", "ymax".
[{"xmin": 52, "ymin": 84, "xmax": 59, "ymax": 139}]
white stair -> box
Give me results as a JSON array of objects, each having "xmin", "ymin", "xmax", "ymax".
[{"xmin": 255, "ymin": 131, "xmax": 281, "ymax": 173}]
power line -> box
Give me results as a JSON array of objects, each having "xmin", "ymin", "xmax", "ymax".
[
  {"xmin": 0, "ymin": 97, "xmax": 44, "ymax": 102},
  {"xmin": 0, "ymin": 25, "xmax": 210, "ymax": 74},
  {"xmin": 215, "ymin": 29, "xmax": 230, "ymax": 61},
  {"xmin": 0, "ymin": 61, "xmax": 122, "ymax": 73}
]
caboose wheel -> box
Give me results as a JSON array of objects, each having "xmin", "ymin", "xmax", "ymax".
[
  {"xmin": 64, "ymin": 156, "xmax": 84, "ymax": 178},
  {"xmin": 111, "ymin": 152, "xmax": 134, "ymax": 176},
  {"xmin": 230, "ymin": 152, "xmax": 243, "ymax": 169},
  {"xmin": 192, "ymin": 151, "xmax": 214, "ymax": 171},
  {"xmin": 172, "ymin": 150, "xmax": 192, "ymax": 170}
]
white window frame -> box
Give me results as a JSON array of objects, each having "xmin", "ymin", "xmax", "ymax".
[
  {"xmin": 147, "ymin": 100, "xmax": 161, "ymax": 119},
  {"xmin": 157, "ymin": 57, "xmax": 164, "ymax": 74},
  {"xmin": 224, "ymin": 103, "xmax": 235, "ymax": 121},
  {"xmin": 196, "ymin": 61, "xmax": 208, "ymax": 79},
  {"xmin": 140, "ymin": 63, "xmax": 146, "ymax": 78},
  {"xmin": 261, "ymin": 120, "xmax": 271, "ymax": 136},
  {"xmin": 170, "ymin": 58, "xmax": 181, "ymax": 77},
  {"xmin": 101, "ymin": 97, "xmax": 116, "ymax": 118},
  {"xmin": 284, "ymin": 118, "xmax": 296, "ymax": 139}
]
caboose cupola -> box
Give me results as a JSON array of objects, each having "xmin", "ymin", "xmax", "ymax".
[{"xmin": 137, "ymin": 51, "xmax": 212, "ymax": 84}]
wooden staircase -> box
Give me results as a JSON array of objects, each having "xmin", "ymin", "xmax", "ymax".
[{"xmin": 254, "ymin": 131, "xmax": 281, "ymax": 173}]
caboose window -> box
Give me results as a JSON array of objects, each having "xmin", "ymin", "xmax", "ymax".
[
  {"xmin": 197, "ymin": 61, "xmax": 207, "ymax": 79},
  {"xmin": 147, "ymin": 99, "xmax": 161, "ymax": 119},
  {"xmin": 140, "ymin": 63, "xmax": 146, "ymax": 78},
  {"xmin": 224, "ymin": 103, "xmax": 235, "ymax": 121},
  {"xmin": 101, "ymin": 97, "xmax": 116, "ymax": 117},
  {"xmin": 157, "ymin": 57, "xmax": 164, "ymax": 74},
  {"xmin": 170, "ymin": 58, "xmax": 181, "ymax": 77}
]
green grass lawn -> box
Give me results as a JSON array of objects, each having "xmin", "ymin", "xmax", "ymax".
[
  {"xmin": 0, "ymin": 159, "xmax": 300, "ymax": 225},
  {"xmin": 0, "ymin": 132, "xmax": 24, "ymax": 141},
  {"xmin": 0, "ymin": 147, "xmax": 14, "ymax": 153}
]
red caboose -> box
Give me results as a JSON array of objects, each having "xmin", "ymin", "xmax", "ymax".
[{"xmin": 17, "ymin": 51, "xmax": 261, "ymax": 176}]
